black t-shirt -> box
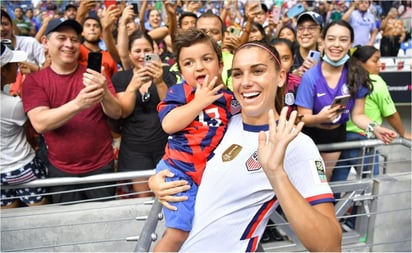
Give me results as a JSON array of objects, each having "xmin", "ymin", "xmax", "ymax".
[{"xmin": 111, "ymin": 68, "xmax": 172, "ymax": 153}]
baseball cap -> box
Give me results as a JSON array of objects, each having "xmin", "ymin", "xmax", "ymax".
[
  {"xmin": 45, "ymin": 18, "xmax": 82, "ymax": 35},
  {"xmin": 65, "ymin": 4, "xmax": 78, "ymax": 11},
  {"xmin": 297, "ymin": 11, "xmax": 324, "ymax": 28},
  {"xmin": 1, "ymin": 43, "xmax": 27, "ymax": 67}
]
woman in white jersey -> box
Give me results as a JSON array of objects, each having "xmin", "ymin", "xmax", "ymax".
[{"xmin": 149, "ymin": 41, "xmax": 342, "ymax": 251}]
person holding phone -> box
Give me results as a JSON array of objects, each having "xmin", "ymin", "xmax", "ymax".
[
  {"xmin": 291, "ymin": 11, "xmax": 324, "ymax": 77},
  {"xmin": 111, "ymin": 31, "xmax": 171, "ymax": 198},
  {"xmin": 78, "ymin": 16, "xmax": 119, "ymax": 79},
  {"xmin": 331, "ymin": 45, "xmax": 411, "ymax": 230},
  {"xmin": 295, "ymin": 20, "xmax": 397, "ymax": 181},
  {"xmin": 21, "ymin": 19, "xmax": 122, "ymax": 204},
  {"xmin": 332, "ymin": 45, "xmax": 411, "ymax": 182}
]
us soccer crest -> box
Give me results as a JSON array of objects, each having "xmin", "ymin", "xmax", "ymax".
[
  {"xmin": 230, "ymin": 99, "xmax": 241, "ymax": 115},
  {"xmin": 245, "ymin": 151, "xmax": 262, "ymax": 171}
]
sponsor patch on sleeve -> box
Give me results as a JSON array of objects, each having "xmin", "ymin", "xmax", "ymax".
[{"xmin": 310, "ymin": 160, "xmax": 327, "ymax": 184}]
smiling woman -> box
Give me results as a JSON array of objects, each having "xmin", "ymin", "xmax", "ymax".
[
  {"xmin": 295, "ymin": 20, "xmax": 397, "ymax": 180},
  {"xmin": 149, "ymin": 40, "xmax": 342, "ymax": 251},
  {"xmin": 111, "ymin": 30, "xmax": 170, "ymax": 199}
]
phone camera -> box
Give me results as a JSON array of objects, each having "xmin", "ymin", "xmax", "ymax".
[{"xmin": 142, "ymin": 92, "xmax": 151, "ymax": 103}]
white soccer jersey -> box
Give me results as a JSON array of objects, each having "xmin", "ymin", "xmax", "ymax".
[{"xmin": 180, "ymin": 114, "xmax": 334, "ymax": 252}]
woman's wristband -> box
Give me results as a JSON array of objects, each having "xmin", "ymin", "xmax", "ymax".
[{"xmin": 366, "ymin": 121, "xmax": 379, "ymax": 139}]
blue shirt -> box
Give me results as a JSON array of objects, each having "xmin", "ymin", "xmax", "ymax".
[
  {"xmin": 348, "ymin": 10, "xmax": 376, "ymax": 46},
  {"xmin": 295, "ymin": 63, "xmax": 369, "ymax": 125}
]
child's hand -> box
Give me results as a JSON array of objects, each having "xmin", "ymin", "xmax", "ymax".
[{"xmin": 193, "ymin": 75, "xmax": 224, "ymax": 109}]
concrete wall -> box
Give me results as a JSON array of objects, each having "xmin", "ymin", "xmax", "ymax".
[
  {"xmin": 1, "ymin": 198, "xmax": 156, "ymax": 252},
  {"xmin": 370, "ymin": 174, "xmax": 411, "ymax": 252}
]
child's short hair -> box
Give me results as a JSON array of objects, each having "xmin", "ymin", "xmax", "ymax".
[{"xmin": 172, "ymin": 29, "xmax": 222, "ymax": 71}]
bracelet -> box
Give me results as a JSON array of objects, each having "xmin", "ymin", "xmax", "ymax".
[{"xmin": 366, "ymin": 121, "xmax": 379, "ymax": 139}]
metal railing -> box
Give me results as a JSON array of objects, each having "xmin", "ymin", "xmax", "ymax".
[{"xmin": 1, "ymin": 137, "xmax": 411, "ymax": 252}]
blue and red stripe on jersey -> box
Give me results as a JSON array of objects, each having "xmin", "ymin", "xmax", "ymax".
[
  {"xmin": 306, "ymin": 193, "xmax": 335, "ymax": 205},
  {"xmin": 158, "ymin": 82, "xmax": 233, "ymax": 185},
  {"xmin": 246, "ymin": 236, "xmax": 260, "ymax": 252},
  {"xmin": 241, "ymin": 197, "xmax": 277, "ymax": 242}
]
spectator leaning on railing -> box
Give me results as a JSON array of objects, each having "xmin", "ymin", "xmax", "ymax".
[{"xmin": 1, "ymin": 41, "xmax": 48, "ymax": 209}]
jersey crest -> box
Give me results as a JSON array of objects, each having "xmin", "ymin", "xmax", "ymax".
[
  {"xmin": 245, "ymin": 151, "xmax": 261, "ymax": 171},
  {"xmin": 230, "ymin": 99, "xmax": 241, "ymax": 115}
]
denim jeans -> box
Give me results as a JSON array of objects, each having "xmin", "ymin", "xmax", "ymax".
[
  {"xmin": 331, "ymin": 132, "xmax": 380, "ymax": 228},
  {"xmin": 331, "ymin": 132, "xmax": 380, "ymax": 183}
]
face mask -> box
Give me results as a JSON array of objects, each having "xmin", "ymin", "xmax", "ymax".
[{"xmin": 322, "ymin": 54, "xmax": 350, "ymax": 67}]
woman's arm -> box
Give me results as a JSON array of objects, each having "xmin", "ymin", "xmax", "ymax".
[
  {"xmin": 117, "ymin": 5, "xmax": 134, "ymax": 70},
  {"xmin": 258, "ymin": 108, "xmax": 342, "ymax": 251},
  {"xmin": 148, "ymin": 169, "xmax": 190, "ymax": 210},
  {"xmin": 116, "ymin": 68, "xmax": 149, "ymax": 118},
  {"xmin": 101, "ymin": 5, "xmax": 121, "ymax": 64},
  {"xmin": 351, "ymin": 98, "xmax": 397, "ymax": 143},
  {"xmin": 297, "ymin": 105, "xmax": 342, "ymax": 127},
  {"xmin": 139, "ymin": 0, "xmax": 148, "ymax": 32}
]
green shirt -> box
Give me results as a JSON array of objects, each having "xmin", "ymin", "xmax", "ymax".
[
  {"xmin": 347, "ymin": 74, "xmax": 397, "ymax": 134},
  {"xmin": 222, "ymin": 51, "xmax": 234, "ymax": 91}
]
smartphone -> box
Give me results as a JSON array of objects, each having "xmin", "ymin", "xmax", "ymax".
[
  {"xmin": 144, "ymin": 53, "xmax": 160, "ymax": 65},
  {"xmin": 229, "ymin": 26, "xmax": 241, "ymax": 36},
  {"xmin": 308, "ymin": 50, "xmax": 321, "ymax": 63},
  {"xmin": 331, "ymin": 94, "xmax": 351, "ymax": 112},
  {"xmin": 272, "ymin": 6, "xmax": 281, "ymax": 24},
  {"xmin": 87, "ymin": 52, "xmax": 102, "ymax": 72},
  {"xmin": 131, "ymin": 3, "xmax": 138, "ymax": 14},
  {"xmin": 104, "ymin": 0, "xmax": 117, "ymax": 8},
  {"xmin": 287, "ymin": 3, "xmax": 305, "ymax": 18}
]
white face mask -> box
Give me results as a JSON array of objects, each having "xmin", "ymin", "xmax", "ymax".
[{"xmin": 322, "ymin": 54, "xmax": 350, "ymax": 67}]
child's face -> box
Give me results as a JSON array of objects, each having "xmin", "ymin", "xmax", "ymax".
[{"xmin": 178, "ymin": 41, "xmax": 223, "ymax": 87}]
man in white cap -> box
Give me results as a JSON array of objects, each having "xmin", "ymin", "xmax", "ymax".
[
  {"xmin": 1, "ymin": 42, "xmax": 49, "ymax": 208},
  {"xmin": 21, "ymin": 19, "xmax": 122, "ymax": 204},
  {"xmin": 292, "ymin": 11, "xmax": 324, "ymax": 77}
]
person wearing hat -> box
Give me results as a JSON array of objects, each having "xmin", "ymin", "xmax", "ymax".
[
  {"xmin": 64, "ymin": 4, "xmax": 78, "ymax": 20},
  {"xmin": 21, "ymin": 18, "xmax": 122, "ymax": 204},
  {"xmin": 1, "ymin": 9, "xmax": 45, "ymax": 96},
  {"xmin": 1, "ymin": 42, "xmax": 49, "ymax": 208},
  {"xmin": 291, "ymin": 11, "xmax": 324, "ymax": 77}
]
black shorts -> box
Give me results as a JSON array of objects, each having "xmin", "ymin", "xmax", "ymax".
[
  {"xmin": 47, "ymin": 161, "xmax": 116, "ymax": 204},
  {"xmin": 117, "ymin": 150, "xmax": 164, "ymax": 172},
  {"xmin": 302, "ymin": 124, "xmax": 346, "ymax": 152}
]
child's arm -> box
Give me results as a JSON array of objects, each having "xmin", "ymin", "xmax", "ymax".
[{"xmin": 162, "ymin": 76, "xmax": 224, "ymax": 134}]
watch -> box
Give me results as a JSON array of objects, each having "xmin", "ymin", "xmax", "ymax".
[{"xmin": 366, "ymin": 121, "xmax": 379, "ymax": 139}]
